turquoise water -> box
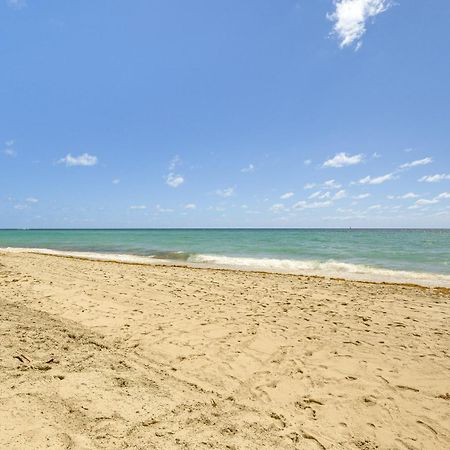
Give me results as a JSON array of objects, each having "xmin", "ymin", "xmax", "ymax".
[{"xmin": 1, "ymin": 229, "xmax": 449, "ymax": 286}]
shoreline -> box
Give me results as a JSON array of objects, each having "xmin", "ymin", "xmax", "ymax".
[{"xmin": 2, "ymin": 246, "xmax": 450, "ymax": 289}]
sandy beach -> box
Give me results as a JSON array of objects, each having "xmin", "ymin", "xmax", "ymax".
[{"xmin": 0, "ymin": 251, "xmax": 449, "ymax": 449}]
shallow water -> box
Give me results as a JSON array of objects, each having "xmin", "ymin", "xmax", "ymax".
[{"xmin": 1, "ymin": 228, "xmax": 449, "ymax": 286}]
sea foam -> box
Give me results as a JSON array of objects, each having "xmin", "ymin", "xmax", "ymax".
[{"xmin": 2, "ymin": 246, "xmax": 450, "ymax": 288}]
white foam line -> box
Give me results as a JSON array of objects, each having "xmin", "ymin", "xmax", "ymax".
[
  {"xmin": 188, "ymin": 254, "xmax": 450, "ymax": 288},
  {"xmin": 1, "ymin": 246, "xmax": 450, "ymax": 288}
]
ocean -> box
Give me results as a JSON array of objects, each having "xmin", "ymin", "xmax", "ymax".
[{"xmin": 1, "ymin": 228, "xmax": 449, "ymax": 287}]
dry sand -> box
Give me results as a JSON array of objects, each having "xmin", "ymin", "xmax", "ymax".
[{"xmin": 0, "ymin": 251, "xmax": 449, "ymax": 449}]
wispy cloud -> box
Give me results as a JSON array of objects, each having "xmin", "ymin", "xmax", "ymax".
[
  {"xmin": 184, "ymin": 203, "xmax": 196, "ymax": 210},
  {"xmin": 309, "ymin": 191, "xmax": 330, "ymax": 200},
  {"xmin": 353, "ymin": 193, "xmax": 371, "ymax": 199},
  {"xmin": 280, "ymin": 192, "xmax": 294, "ymax": 200},
  {"xmin": 3, "ymin": 148, "xmax": 17, "ymax": 157},
  {"xmin": 399, "ymin": 157, "xmax": 433, "ymax": 169},
  {"xmin": 14, "ymin": 204, "xmax": 28, "ymax": 210},
  {"xmin": 240, "ymin": 163, "xmax": 255, "ymax": 173},
  {"xmin": 58, "ymin": 153, "xmax": 98, "ymax": 167},
  {"xmin": 112, "ymin": 178, "xmax": 120, "ymax": 184},
  {"xmin": 304, "ymin": 159, "xmax": 312, "ymax": 166},
  {"xmin": 156, "ymin": 204, "xmax": 174, "ymax": 213},
  {"xmin": 419, "ymin": 174, "xmax": 450, "ymax": 183},
  {"xmin": 3, "ymin": 140, "xmax": 16, "ymax": 157},
  {"xmin": 168, "ymin": 155, "xmax": 181, "ymax": 171},
  {"xmin": 328, "ymin": 0, "xmax": 392, "ymax": 49},
  {"xmin": 165, "ymin": 155, "xmax": 184, "ymax": 188},
  {"xmin": 333, "ymin": 189, "xmax": 347, "ymax": 200},
  {"xmin": 129, "ymin": 205, "xmax": 147, "ymax": 210},
  {"xmin": 323, "ymin": 152, "xmax": 363, "ymax": 168},
  {"xmin": 323, "ymin": 179, "xmax": 342, "ymax": 189},
  {"xmin": 216, "ymin": 187, "xmax": 235, "ymax": 198},
  {"xmin": 6, "ymin": 0, "xmax": 27, "ymax": 9},
  {"xmin": 355, "ymin": 172, "xmax": 396, "ymax": 185},
  {"xmin": 25, "ymin": 197, "xmax": 39, "ymax": 203},
  {"xmin": 293, "ymin": 200, "xmax": 332, "ymax": 210},
  {"xmin": 396, "ymin": 192, "xmax": 419, "ymax": 199},
  {"xmin": 270, "ymin": 203, "xmax": 287, "ymax": 213},
  {"xmin": 304, "ymin": 179, "xmax": 342, "ymax": 190},
  {"xmin": 309, "ymin": 189, "xmax": 346, "ymax": 200}
]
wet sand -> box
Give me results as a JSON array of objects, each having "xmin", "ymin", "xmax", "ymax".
[{"xmin": 0, "ymin": 251, "xmax": 449, "ymax": 449}]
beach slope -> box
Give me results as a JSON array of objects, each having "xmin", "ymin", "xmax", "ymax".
[{"xmin": 0, "ymin": 251, "xmax": 449, "ymax": 449}]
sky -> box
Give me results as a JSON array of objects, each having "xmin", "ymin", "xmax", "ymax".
[{"xmin": 1, "ymin": 0, "xmax": 450, "ymax": 228}]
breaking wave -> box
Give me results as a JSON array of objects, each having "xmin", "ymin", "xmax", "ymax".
[{"xmin": 2, "ymin": 247, "xmax": 450, "ymax": 288}]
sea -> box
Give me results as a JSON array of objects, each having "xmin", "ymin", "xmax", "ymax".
[{"xmin": 1, "ymin": 228, "xmax": 449, "ymax": 287}]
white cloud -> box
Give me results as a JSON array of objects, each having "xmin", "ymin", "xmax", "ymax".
[
  {"xmin": 25, "ymin": 197, "xmax": 38, "ymax": 203},
  {"xmin": 165, "ymin": 156, "xmax": 184, "ymax": 188},
  {"xmin": 412, "ymin": 192, "xmax": 450, "ymax": 208},
  {"xmin": 356, "ymin": 172, "xmax": 396, "ymax": 185},
  {"xmin": 304, "ymin": 159, "xmax": 312, "ymax": 166},
  {"xmin": 328, "ymin": 0, "xmax": 392, "ymax": 49},
  {"xmin": 368, "ymin": 204, "xmax": 382, "ymax": 210},
  {"xmin": 333, "ymin": 189, "xmax": 347, "ymax": 200},
  {"xmin": 280, "ymin": 192, "xmax": 294, "ymax": 200},
  {"xmin": 323, "ymin": 152, "xmax": 363, "ymax": 168},
  {"xmin": 372, "ymin": 152, "xmax": 381, "ymax": 159},
  {"xmin": 323, "ymin": 179, "xmax": 342, "ymax": 189},
  {"xmin": 415, "ymin": 198, "xmax": 438, "ymax": 206},
  {"xmin": 436, "ymin": 192, "xmax": 450, "ymax": 200},
  {"xmin": 112, "ymin": 178, "xmax": 120, "ymax": 184},
  {"xmin": 130, "ymin": 205, "xmax": 147, "ymax": 210},
  {"xmin": 304, "ymin": 179, "xmax": 341, "ymax": 190},
  {"xmin": 184, "ymin": 203, "xmax": 196, "ymax": 209},
  {"xmin": 13, "ymin": 204, "xmax": 28, "ymax": 210},
  {"xmin": 293, "ymin": 200, "xmax": 332, "ymax": 210},
  {"xmin": 156, "ymin": 204, "xmax": 174, "ymax": 213},
  {"xmin": 353, "ymin": 193, "xmax": 370, "ymax": 199},
  {"xmin": 419, "ymin": 174, "xmax": 450, "ymax": 183},
  {"xmin": 166, "ymin": 173, "xmax": 184, "ymax": 188},
  {"xmin": 399, "ymin": 157, "xmax": 433, "ymax": 169},
  {"xmin": 241, "ymin": 163, "xmax": 255, "ymax": 173},
  {"xmin": 58, "ymin": 153, "xmax": 98, "ymax": 167},
  {"xmin": 216, "ymin": 187, "xmax": 235, "ymax": 198},
  {"xmin": 270, "ymin": 203, "xmax": 286, "ymax": 213},
  {"xmin": 398, "ymin": 192, "xmax": 419, "ymax": 199},
  {"xmin": 308, "ymin": 190, "xmax": 345, "ymax": 200},
  {"xmin": 309, "ymin": 191, "xmax": 331, "ymax": 200}
]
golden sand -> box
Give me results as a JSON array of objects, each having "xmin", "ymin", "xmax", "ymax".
[{"xmin": 1, "ymin": 251, "xmax": 449, "ymax": 449}]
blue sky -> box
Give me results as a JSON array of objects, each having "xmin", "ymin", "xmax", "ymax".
[{"xmin": 1, "ymin": 0, "xmax": 449, "ymax": 228}]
